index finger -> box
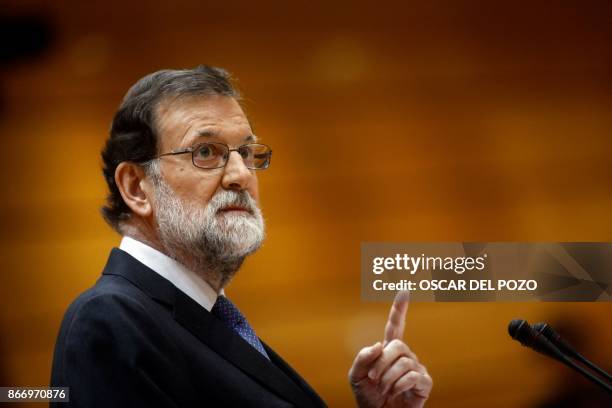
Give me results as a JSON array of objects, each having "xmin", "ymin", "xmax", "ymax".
[{"xmin": 384, "ymin": 290, "xmax": 410, "ymax": 345}]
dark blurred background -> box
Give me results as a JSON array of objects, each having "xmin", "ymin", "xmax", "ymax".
[{"xmin": 0, "ymin": 1, "xmax": 611, "ymax": 406}]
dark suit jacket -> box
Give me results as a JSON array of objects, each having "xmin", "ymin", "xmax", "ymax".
[{"xmin": 50, "ymin": 248, "xmax": 327, "ymax": 407}]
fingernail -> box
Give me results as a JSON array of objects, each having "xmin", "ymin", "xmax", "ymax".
[{"xmin": 368, "ymin": 370, "xmax": 376, "ymax": 380}]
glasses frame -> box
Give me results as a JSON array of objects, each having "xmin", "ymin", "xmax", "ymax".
[{"xmin": 154, "ymin": 142, "xmax": 272, "ymax": 170}]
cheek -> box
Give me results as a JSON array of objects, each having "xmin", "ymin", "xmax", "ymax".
[
  {"xmin": 248, "ymin": 175, "xmax": 260, "ymax": 201},
  {"xmin": 171, "ymin": 170, "xmax": 224, "ymax": 204}
]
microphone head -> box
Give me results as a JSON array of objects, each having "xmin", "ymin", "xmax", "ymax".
[
  {"xmin": 508, "ymin": 318, "xmax": 537, "ymax": 348},
  {"xmin": 508, "ymin": 319, "xmax": 529, "ymax": 341},
  {"xmin": 532, "ymin": 322, "xmax": 577, "ymax": 358},
  {"xmin": 532, "ymin": 322, "xmax": 552, "ymax": 340},
  {"xmin": 508, "ymin": 318, "xmax": 565, "ymax": 361},
  {"xmin": 532, "ymin": 322, "xmax": 556, "ymax": 341}
]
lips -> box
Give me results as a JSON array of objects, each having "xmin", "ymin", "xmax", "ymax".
[{"xmin": 218, "ymin": 205, "xmax": 252, "ymax": 214}]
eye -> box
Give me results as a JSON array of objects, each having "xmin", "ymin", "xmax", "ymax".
[
  {"xmin": 238, "ymin": 145, "xmax": 254, "ymax": 159},
  {"xmin": 195, "ymin": 144, "xmax": 214, "ymax": 159}
]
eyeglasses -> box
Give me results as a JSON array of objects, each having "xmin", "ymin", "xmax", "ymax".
[{"xmin": 154, "ymin": 142, "xmax": 272, "ymax": 170}]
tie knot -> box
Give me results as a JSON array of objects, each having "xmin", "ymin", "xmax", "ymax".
[{"xmin": 211, "ymin": 295, "xmax": 245, "ymax": 329}]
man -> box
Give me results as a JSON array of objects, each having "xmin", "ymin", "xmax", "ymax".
[{"xmin": 51, "ymin": 66, "xmax": 432, "ymax": 407}]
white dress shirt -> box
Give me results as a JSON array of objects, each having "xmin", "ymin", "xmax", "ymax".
[{"xmin": 119, "ymin": 236, "xmax": 221, "ymax": 312}]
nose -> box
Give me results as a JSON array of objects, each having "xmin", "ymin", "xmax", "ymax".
[{"xmin": 221, "ymin": 150, "xmax": 253, "ymax": 191}]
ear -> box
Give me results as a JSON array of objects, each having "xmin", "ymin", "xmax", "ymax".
[{"xmin": 115, "ymin": 162, "xmax": 154, "ymax": 218}]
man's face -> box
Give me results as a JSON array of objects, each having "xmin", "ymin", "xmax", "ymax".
[
  {"xmin": 150, "ymin": 95, "xmax": 265, "ymax": 266},
  {"xmin": 154, "ymin": 94, "xmax": 260, "ymax": 207}
]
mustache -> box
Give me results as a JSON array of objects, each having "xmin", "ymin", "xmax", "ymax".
[{"xmin": 207, "ymin": 190, "xmax": 258, "ymax": 214}]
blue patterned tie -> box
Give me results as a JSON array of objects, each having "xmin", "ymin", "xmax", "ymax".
[{"xmin": 211, "ymin": 295, "xmax": 270, "ymax": 360}]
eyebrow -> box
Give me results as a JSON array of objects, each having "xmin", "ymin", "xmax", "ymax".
[
  {"xmin": 195, "ymin": 129, "xmax": 217, "ymax": 138},
  {"xmin": 195, "ymin": 129, "xmax": 257, "ymax": 142}
]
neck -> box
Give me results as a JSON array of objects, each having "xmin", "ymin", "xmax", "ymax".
[{"xmin": 166, "ymin": 245, "xmax": 245, "ymax": 292}]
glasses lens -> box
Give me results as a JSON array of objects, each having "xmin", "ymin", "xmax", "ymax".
[
  {"xmin": 193, "ymin": 143, "xmax": 227, "ymax": 168},
  {"xmin": 240, "ymin": 144, "xmax": 271, "ymax": 169}
]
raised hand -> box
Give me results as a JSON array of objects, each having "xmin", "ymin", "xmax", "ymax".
[{"xmin": 348, "ymin": 291, "xmax": 433, "ymax": 408}]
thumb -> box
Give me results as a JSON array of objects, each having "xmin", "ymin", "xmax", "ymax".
[{"xmin": 349, "ymin": 342, "xmax": 383, "ymax": 382}]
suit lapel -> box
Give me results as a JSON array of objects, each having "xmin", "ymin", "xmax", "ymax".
[
  {"xmin": 263, "ymin": 342, "xmax": 327, "ymax": 407},
  {"xmin": 173, "ymin": 290, "xmax": 318, "ymax": 407},
  {"xmin": 103, "ymin": 248, "xmax": 319, "ymax": 408}
]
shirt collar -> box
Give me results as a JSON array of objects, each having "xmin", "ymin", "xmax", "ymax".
[{"xmin": 119, "ymin": 236, "xmax": 221, "ymax": 312}]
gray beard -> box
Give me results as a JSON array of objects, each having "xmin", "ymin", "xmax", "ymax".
[{"xmin": 150, "ymin": 168, "xmax": 265, "ymax": 289}]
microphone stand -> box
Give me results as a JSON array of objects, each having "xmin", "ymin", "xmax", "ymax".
[
  {"xmin": 572, "ymin": 351, "xmax": 612, "ymax": 384},
  {"xmin": 509, "ymin": 319, "xmax": 612, "ymax": 394},
  {"xmin": 555, "ymin": 351, "xmax": 612, "ymax": 393},
  {"xmin": 533, "ymin": 322, "xmax": 612, "ymax": 384}
]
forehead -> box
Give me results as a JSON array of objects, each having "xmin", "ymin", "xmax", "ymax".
[{"xmin": 154, "ymin": 94, "xmax": 251, "ymax": 149}]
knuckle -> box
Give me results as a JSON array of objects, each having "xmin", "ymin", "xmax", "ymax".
[
  {"xmin": 388, "ymin": 339, "xmax": 404, "ymax": 350},
  {"xmin": 398, "ymin": 356, "xmax": 413, "ymax": 370},
  {"xmin": 408, "ymin": 370, "xmax": 421, "ymax": 379},
  {"xmin": 391, "ymin": 379, "xmax": 409, "ymax": 395},
  {"xmin": 356, "ymin": 346, "xmax": 373, "ymax": 361},
  {"xmin": 388, "ymin": 338, "xmax": 401, "ymax": 347},
  {"xmin": 398, "ymin": 371, "xmax": 420, "ymax": 388},
  {"xmin": 425, "ymin": 373, "xmax": 433, "ymax": 386}
]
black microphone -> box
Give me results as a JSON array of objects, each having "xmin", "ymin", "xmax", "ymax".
[
  {"xmin": 532, "ymin": 322, "xmax": 612, "ymax": 383},
  {"xmin": 508, "ymin": 319, "xmax": 566, "ymax": 361},
  {"xmin": 508, "ymin": 318, "xmax": 612, "ymax": 393}
]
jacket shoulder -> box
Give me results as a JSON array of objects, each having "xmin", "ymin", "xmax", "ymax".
[{"xmin": 51, "ymin": 275, "xmax": 188, "ymax": 407}]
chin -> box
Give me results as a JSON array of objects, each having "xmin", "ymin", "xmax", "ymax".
[{"xmin": 227, "ymin": 240, "xmax": 263, "ymax": 258}]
